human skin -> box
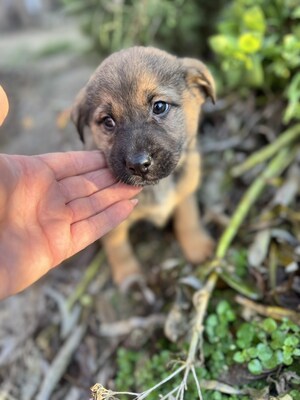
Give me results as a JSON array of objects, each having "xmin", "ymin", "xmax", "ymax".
[
  {"xmin": 0, "ymin": 151, "xmax": 141, "ymax": 299},
  {"xmin": 0, "ymin": 85, "xmax": 9, "ymax": 125}
]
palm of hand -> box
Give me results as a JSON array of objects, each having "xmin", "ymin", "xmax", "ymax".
[
  {"xmin": 2, "ymin": 157, "xmax": 72, "ymax": 280},
  {"xmin": 0, "ymin": 152, "xmax": 140, "ymax": 298}
]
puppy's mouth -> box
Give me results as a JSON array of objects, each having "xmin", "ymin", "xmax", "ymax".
[
  {"xmin": 119, "ymin": 175, "xmax": 159, "ymax": 187},
  {"xmin": 108, "ymin": 150, "xmax": 181, "ymax": 187}
]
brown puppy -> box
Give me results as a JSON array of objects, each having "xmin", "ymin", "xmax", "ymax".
[{"xmin": 72, "ymin": 46, "xmax": 215, "ymax": 288}]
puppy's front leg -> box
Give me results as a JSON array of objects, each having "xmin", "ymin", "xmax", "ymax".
[
  {"xmin": 174, "ymin": 194, "xmax": 214, "ymax": 264},
  {"xmin": 102, "ymin": 220, "xmax": 142, "ymax": 289}
]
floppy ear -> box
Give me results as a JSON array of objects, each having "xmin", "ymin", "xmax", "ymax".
[
  {"xmin": 181, "ymin": 58, "xmax": 216, "ymax": 104},
  {"xmin": 71, "ymin": 87, "xmax": 89, "ymax": 143}
]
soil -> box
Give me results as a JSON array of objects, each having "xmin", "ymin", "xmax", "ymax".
[{"xmin": 0, "ymin": 16, "xmax": 93, "ymax": 154}]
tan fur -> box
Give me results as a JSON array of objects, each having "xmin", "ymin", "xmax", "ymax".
[{"xmin": 71, "ymin": 47, "xmax": 216, "ymax": 288}]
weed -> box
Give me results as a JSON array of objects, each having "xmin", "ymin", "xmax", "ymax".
[{"xmin": 115, "ymin": 300, "xmax": 300, "ymax": 398}]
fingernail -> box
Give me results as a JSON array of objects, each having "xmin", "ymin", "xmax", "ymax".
[{"xmin": 130, "ymin": 198, "xmax": 139, "ymax": 206}]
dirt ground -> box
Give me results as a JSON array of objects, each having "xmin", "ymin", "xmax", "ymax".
[{"xmin": 0, "ymin": 16, "xmax": 93, "ymax": 154}]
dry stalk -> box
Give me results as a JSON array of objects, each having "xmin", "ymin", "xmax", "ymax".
[
  {"xmin": 231, "ymin": 123, "xmax": 300, "ymax": 177},
  {"xmin": 37, "ymin": 325, "xmax": 86, "ymax": 400},
  {"xmin": 235, "ymin": 295, "xmax": 300, "ymax": 324},
  {"xmin": 90, "ymin": 144, "xmax": 297, "ymax": 399}
]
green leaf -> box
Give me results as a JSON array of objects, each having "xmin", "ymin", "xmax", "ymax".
[
  {"xmin": 284, "ymin": 73, "xmax": 300, "ymax": 122},
  {"xmin": 242, "ymin": 6, "xmax": 266, "ymax": 33},
  {"xmin": 233, "ymin": 351, "xmax": 245, "ymax": 363},
  {"xmin": 290, "ymin": 391, "xmax": 300, "ymax": 400},
  {"xmin": 271, "ymin": 60, "xmax": 291, "ymax": 79},
  {"xmin": 248, "ymin": 359, "xmax": 263, "ymax": 375},
  {"xmin": 283, "ymin": 353, "xmax": 293, "ymax": 366},
  {"xmin": 271, "ymin": 330, "xmax": 285, "ymax": 349},
  {"xmin": 216, "ymin": 300, "xmax": 231, "ymax": 316},
  {"xmin": 293, "ymin": 348, "xmax": 300, "ymax": 356},
  {"xmin": 206, "ymin": 314, "xmax": 218, "ymax": 327},
  {"xmin": 283, "ymin": 34, "xmax": 300, "ymax": 53},
  {"xmin": 225, "ymin": 309, "xmax": 236, "ymax": 322},
  {"xmin": 261, "ymin": 318, "xmax": 277, "ymax": 333},
  {"xmin": 209, "ymin": 35, "xmax": 237, "ymax": 56},
  {"xmin": 244, "ymin": 55, "xmax": 264, "ymax": 86},
  {"xmin": 275, "ymin": 349, "xmax": 283, "ymax": 364},
  {"xmin": 231, "ymin": 248, "xmax": 248, "ymax": 277},
  {"xmin": 257, "ymin": 330, "xmax": 267, "ymax": 341},
  {"xmin": 212, "ymin": 391, "xmax": 223, "ymax": 400},
  {"xmin": 237, "ymin": 323, "xmax": 256, "ymax": 349},
  {"xmin": 292, "ymin": 6, "xmax": 300, "ymax": 19},
  {"xmin": 216, "ymin": 321, "xmax": 230, "ymax": 338},
  {"xmin": 246, "ymin": 347, "xmax": 258, "ymax": 358},
  {"xmin": 237, "ymin": 323, "xmax": 255, "ymax": 340},
  {"xmin": 284, "ymin": 335, "xmax": 299, "ymax": 348},
  {"xmin": 280, "ymin": 319, "xmax": 300, "ymax": 332},
  {"xmin": 261, "ymin": 354, "xmax": 279, "ymax": 370},
  {"xmin": 220, "ymin": 270, "xmax": 262, "ymax": 300},
  {"xmin": 257, "ymin": 344, "xmax": 273, "ymax": 362},
  {"xmin": 212, "ymin": 350, "xmax": 225, "ymax": 361}
]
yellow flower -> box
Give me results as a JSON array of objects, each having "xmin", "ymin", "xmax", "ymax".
[{"xmin": 238, "ymin": 33, "xmax": 262, "ymax": 54}]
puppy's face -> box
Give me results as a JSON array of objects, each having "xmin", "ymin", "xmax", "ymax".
[{"xmin": 72, "ymin": 47, "xmax": 215, "ymax": 186}]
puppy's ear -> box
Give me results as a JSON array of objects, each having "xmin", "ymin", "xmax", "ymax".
[
  {"xmin": 71, "ymin": 87, "xmax": 89, "ymax": 143},
  {"xmin": 181, "ymin": 58, "xmax": 216, "ymax": 104}
]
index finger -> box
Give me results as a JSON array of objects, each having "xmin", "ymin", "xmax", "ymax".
[
  {"xmin": 37, "ymin": 150, "xmax": 107, "ymax": 180},
  {"xmin": 0, "ymin": 86, "xmax": 9, "ymax": 126}
]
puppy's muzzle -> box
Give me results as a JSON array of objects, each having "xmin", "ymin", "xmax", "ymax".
[{"xmin": 125, "ymin": 152, "xmax": 152, "ymax": 177}]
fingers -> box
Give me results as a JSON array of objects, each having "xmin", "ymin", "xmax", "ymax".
[
  {"xmin": 0, "ymin": 264, "xmax": 10, "ymax": 300},
  {"xmin": 0, "ymin": 86, "xmax": 9, "ymax": 126},
  {"xmin": 59, "ymin": 168, "xmax": 116, "ymax": 203},
  {"xmin": 37, "ymin": 151, "xmax": 107, "ymax": 180},
  {"xmin": 68, "ymin": 182, "xmax": 142, "ymax": 223},
  {"xmin": 70, "ymin": 198, "xmax": 138, "ymax": 255}
]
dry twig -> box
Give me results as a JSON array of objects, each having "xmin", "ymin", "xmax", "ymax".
[
  {"xmin": 36, "ymin": 325, "xmax": 86, "ymax": 400},
  {"xmin": 231, "ymin": 123, "xmax": 300, "ymax": 177},
  {"xmin": 235, "ymin": 295, "xmax": 300, "ymax": 324},
  {"xmin": 99, "ymin": 314, "xmax": 165, "ymax": 337},
  {"xmin": 90, "ymin": 139, "xmax": 298, "ymax": 399}
]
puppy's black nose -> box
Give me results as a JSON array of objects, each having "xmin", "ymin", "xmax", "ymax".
[{"xmin": 126, "ymin": 153, "xmax": 152, "ymax": 176}]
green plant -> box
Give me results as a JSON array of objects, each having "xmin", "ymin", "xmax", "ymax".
[
  {"xmin": 203, "ymin": 300, "xmax": 237, "ymax": 377},
  {"xmin": 205, "ymin": 302, "xmax": 300, "ymax": 380},
  {"xmin": 115, "ymin": 344, "xmax": 249, "ymax": 399},
  {"xmin": 63, "ymin": 0, "xmax": 223, "ymax": 57},
  {"xmin": 114, "ymin": 298, "xmax": 299, "ymax": 399},
  {"xmin": 233, "ymin": 318, "xmax": 300, "ymax": 374},
  {"xmin": 209, "ymin": 0, "xmax": 300, "ymax": 123}
]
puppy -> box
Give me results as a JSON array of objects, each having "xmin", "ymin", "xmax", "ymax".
[{"xmin": 72, "ymin": 46, "xmax": 215, "ymax": 288}]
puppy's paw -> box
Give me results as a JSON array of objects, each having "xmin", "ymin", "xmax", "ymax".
[{"xmin": 182, "ymin": 231, "xmax": 215, "ymax": 265}]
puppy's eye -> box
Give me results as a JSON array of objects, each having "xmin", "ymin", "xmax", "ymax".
[
  {"xmin": 152, "ymin": 101, "xmax": 169, "ymax": 116},
  {"xmin": 103, "ymin": 116, "xmax": 116, "ymax": 130}
]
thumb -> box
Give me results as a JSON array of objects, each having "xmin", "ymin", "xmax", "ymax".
[{"xmin": 0, "ymin": 85, "xmax": 9, "ymax": 126}]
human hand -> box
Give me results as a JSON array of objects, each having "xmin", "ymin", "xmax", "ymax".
[{"xmin": 0, "ymin": 151, "xmax": 141, "ymax": 299}]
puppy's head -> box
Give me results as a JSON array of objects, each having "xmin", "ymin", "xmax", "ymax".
[{"xmin": 72, "ymin": 47, "xmax": 215, "ymax": 186}]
